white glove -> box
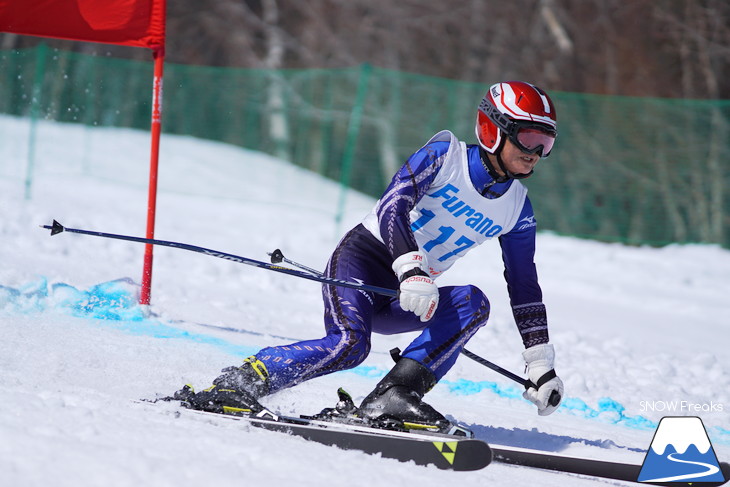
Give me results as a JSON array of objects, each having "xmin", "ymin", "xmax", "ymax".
[
  {"xmin": 522, "ymin": 343, "xmax": 564, "ymax": 416},
  {"xmin": 392, "ymin": 251, "xmax": 438, "ymax": 322}
]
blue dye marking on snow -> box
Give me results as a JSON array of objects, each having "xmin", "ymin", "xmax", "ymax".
[
  {"xmin": 442, "ymin": 377, "xmax": 525, "ymax": 400},
  {"xmin": 349, "ymin": 365, "xmax": 387, "ymax": 379},
  {"xmin": 0, "ymin": 278, "xmax": 258, "ymax": 359},
  {"xmin": 3, "ymin": 277, "xmax": 730, "ymax": 445},
  {"xmin": 708, "ymin": 426, "xmax": 730, "ymax": 446},
  {"xmin": 345, "ymin": 367, "xmax": 669, "ymax": 433}
]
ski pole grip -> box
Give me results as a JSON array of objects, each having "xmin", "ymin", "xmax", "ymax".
[{"xmin": 526, "ymin": 369, "xmax": 562, "ymax": 407}]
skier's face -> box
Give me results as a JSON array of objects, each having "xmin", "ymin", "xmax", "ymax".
[{"xmin": 498, "ymin": 138, "xmax": 541, "ymax": 176}]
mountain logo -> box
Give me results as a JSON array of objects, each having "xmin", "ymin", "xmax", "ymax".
[{"xmin": 638, "ymin": 416, "xmax": 725, "ymax": 483}]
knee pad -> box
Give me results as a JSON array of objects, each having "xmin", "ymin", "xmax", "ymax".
[{"xmin": 462, "ymin": 285, "xmax": 490, "ymax": 322}]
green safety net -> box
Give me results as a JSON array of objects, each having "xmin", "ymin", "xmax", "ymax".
[{"xmin": 1, "ymin": 45, "xmax": 728, "ymax": 247}]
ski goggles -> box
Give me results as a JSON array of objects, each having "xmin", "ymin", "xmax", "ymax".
[
  {"xmin": 510, "ymin": 126, "xmax": 556, "ymax": 157},
  {"xmin": 480, "ymin": 100, "xmax": 557, "ymax": 157}
]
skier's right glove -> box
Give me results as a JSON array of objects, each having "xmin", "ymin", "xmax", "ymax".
[
  {"xmin": 392, "ymin": 250, "xmax": 439, "ymax": 322},
  {"xmin": 522, "ymin": 343, "xmax": 564, "ymax": 416}
]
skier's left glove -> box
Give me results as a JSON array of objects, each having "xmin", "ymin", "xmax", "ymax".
[{"xmin": 522, "ymin": 343, "xmax": 564, "ymax": 416}]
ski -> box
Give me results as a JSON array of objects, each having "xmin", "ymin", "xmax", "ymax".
[
  {"xmin": 136, "ymin": 400, "xmax": 492, "ymax": 471},
  {"xmin": 490, "ymin": 444, "xmax": 730, "ymax": 486},
  {"xmin": 137, "ymin": 399, "xmax": 729, "ymax": 483}
]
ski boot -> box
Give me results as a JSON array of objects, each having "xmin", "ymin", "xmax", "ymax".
[
  {"xmin": 358, "ymin": 357, "xmax": 450, "ymax": 431},
  {"xmin": 173, "ymin": 356, "xmax": 270, "ymax": 416}
]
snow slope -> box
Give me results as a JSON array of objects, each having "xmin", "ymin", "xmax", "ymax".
[{"xmin": 1, "ymin": 116, "xmax": 729, "ymax": 486}]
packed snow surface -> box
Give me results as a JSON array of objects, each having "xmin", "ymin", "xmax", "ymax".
[{"xmin": 1, "ymin": 116, "xmax": 728, "ymax": 486}]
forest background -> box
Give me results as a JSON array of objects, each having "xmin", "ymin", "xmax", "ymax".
[{"xmin": 2, "ymin": 0, "xmax": 728, "ymax": 99}]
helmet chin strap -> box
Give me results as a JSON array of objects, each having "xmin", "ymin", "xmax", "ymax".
[{"xmin": 479, "ymin": 141, "xmax": 533, "ymax": 183}]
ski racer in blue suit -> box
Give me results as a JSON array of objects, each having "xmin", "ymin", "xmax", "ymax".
[{"xmin": 176, "ymin": 81, "xmax": 565, "ymax": 424}]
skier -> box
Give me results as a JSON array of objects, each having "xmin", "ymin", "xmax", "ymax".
[{"xmin": 175, "ymin": 81, "xmax": 565, "ymax": 424}]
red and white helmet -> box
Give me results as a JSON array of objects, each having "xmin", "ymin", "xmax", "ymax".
[{"xmin": 476, "ymin": 81, "xmax": 557, "ymax": 157}]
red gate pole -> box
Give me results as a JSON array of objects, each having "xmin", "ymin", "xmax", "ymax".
[{"xmin": 140, "ymin": 46, "xmax": 165, "ymax": 305}]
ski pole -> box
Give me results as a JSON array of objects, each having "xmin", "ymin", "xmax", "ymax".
[
  {"xmin": 40, "ymin": 220, "xmax": 399, "ymax": 298},
  {"xmin": 459, "ymin": 348, "xmax": 529, "ymax": 386},
  {"xmin": 267, "ymin": 248, "xmax": 557, "ymax": 402},
  {"xmin": 459, "ymin": 348, "xmax": 561, "ymax": 407}
]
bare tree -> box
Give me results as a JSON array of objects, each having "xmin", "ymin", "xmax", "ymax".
[{"xmin": 2, "ymin": 0, "xmax": 728, "ymax": 98}]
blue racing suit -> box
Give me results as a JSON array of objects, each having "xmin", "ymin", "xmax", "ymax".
[{"xmin": 254, "ymin": 131, "xmax": 549, "ymax": 393}]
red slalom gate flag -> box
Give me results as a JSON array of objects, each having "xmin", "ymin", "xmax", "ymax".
[
  {"xmin": 1, "ymin": 0, "xmax": 167, "ymax": 304},
  {"xmin": 0, "ymin": 0, "xmax": 165, "ymax": 49}
]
